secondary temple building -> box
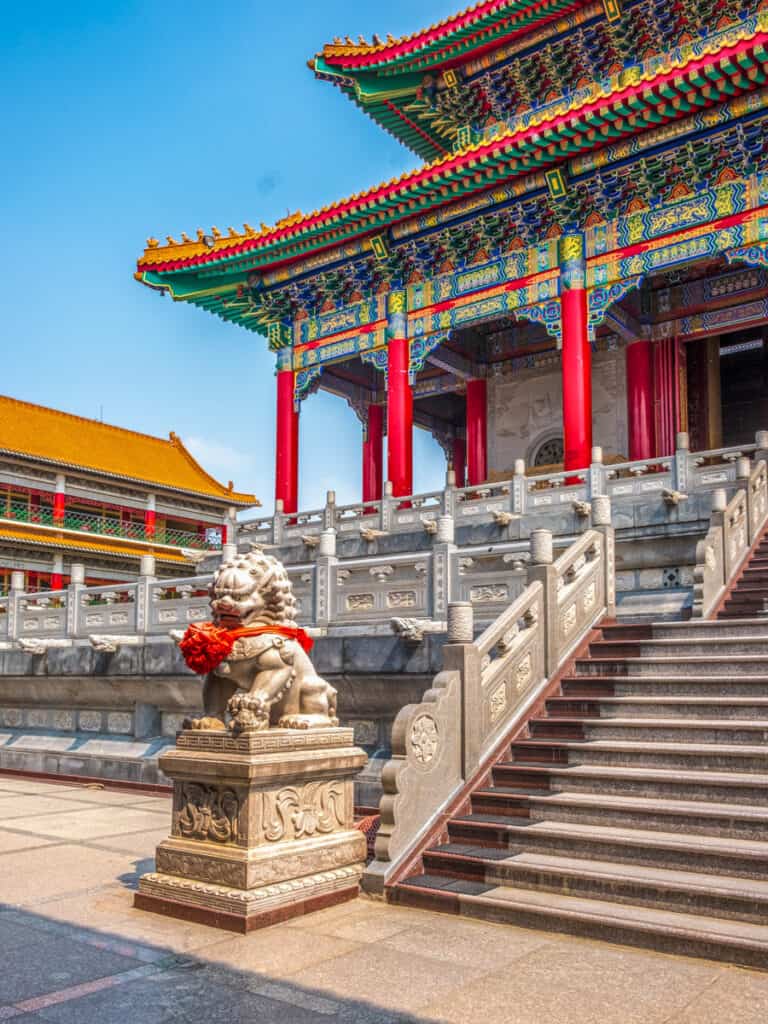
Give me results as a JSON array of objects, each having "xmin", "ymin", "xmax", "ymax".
[
  {"xmin": 136, "ymin": 0, "xmax": 768, "ymax": 513},
  {"xmin": 0, "ymin": 395, "xmax": 257, "ymax": 590}
]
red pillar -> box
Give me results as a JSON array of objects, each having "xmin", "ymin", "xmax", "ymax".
[
  {"xmin": 144, "ymin": 508, "xmax": 156, "ymax": 539},
  {"xmin": 275, "ymin": 368, "xmax": 299, "ymax": 513},
  {"xmin": 386, "ymin": 291, "xmax": 413, "ymax": 498},
  {"xmin": 466, "ymin": 378, "xmax": 488, "ymax": 486},
  {"xmin": 559, "ymin": 233, "xmax": 592, "ymax": 472},
  {"xmin": 452, "ymin": 437, "xmax": 466, "ymax": 489},
  {"xmin": 362, "ymin": 403, "xmax": 384, "ymax": 503},
  {"xmin": 626, "ymin": 339, "xmax": 655, "ymax": 460},
  {"xmin": 653, "ymin": 336, "xmax": 683, "ymax": 456},
  {"xmin": 53, "ymin": 475, "xmax": 66, "ymax": 525}
]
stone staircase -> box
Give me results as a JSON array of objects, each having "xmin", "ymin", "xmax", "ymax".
[
  {"xmin": 391, "ymin": 616, "xmax": 768, "ymax": 967},
  {"xmin": 718, "ymin": 531, "xmax": 768, "ymax": 618}
]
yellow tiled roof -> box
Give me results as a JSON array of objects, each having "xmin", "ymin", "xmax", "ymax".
[
  {"xmin": 0, "ymin": 395, "xmax": 258, "ymax": 506},
  {"xmin": 0, "ymin": 523, "xmax": 191, "ymax": 564}
]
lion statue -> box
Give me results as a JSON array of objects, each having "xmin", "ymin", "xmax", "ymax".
[{"xmin": 177, "ymin": 549, "xmax": 338, "ymax": 734}]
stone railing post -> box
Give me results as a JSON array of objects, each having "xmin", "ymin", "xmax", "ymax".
[
  {"xmin": 512, "ymin": 459, "xmax": 526, "ymax": 515},
  {"xmin": 7, "ymin": 570, "xmax": 25, "ymax": 640},
  {"xmin": 589, "ymin": 446, "xmax": 604, "ymax": 501},
  {"xmin": 273, "ymin": 499, "xmax": 285, "ymax": 545},
  {"xmin": 675, "ymin": 431, "xmax": 690, "ymax": 493},
  {"xmin": 591, "ymin": 495, "xmax": 616, "ymax": 617},
  {"xmin": 526, "ymin": 529, "xmax": 557, "ymax": 677},
  {"xmin": 431, "ymin": 515, "xmax": 456, "ymax": 621},
  {"xmin": 711, "ymin": 487, "xmax": 728, "ymax": 586},
  {"xmin": 755, "ymin": 430, "xmax": 768, "ymax": 467},
  {"xmin": 380, "ymin": 480, "xmax": 394, "ymax": 532},
  {"xmin": 443, "ymin": 468, "xmax": 456, "ymax": 518},
  {"xmin": 324, "ymin": 490, "xmax": 336, "ymax": 530},
  {"xmin": 67, "ymin": 564, "xmax": 85, "ymax": 636},
  {"xmin": 136, "ymin": 555, "xmax": 156, "ymax": 634},
  {"xmin": 442, "ymin": 601, "xmax": 481, "ymax": 777},
  {"xmin": 313, "ymin": 528, "xmax": 337, "ymax": 626}
]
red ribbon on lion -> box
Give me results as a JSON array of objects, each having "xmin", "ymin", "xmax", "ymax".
[{"xmin": 179, "ymin": 621, "xmax": 314, "ymax": 675}]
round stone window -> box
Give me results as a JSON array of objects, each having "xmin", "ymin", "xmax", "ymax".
[{"xmin": 533, "ymin": 436, "xmax": 564, "ymax": 467}]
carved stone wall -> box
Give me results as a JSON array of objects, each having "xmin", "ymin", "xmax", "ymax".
[{"xmin": 487, "ymin": 348, "xmax": 628, "ymax": 476}]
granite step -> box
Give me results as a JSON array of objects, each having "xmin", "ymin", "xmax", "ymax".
[
  {"xmin": 419, "ymin": 847, "xmax": 768, "ymax": 924},
  {"xmin": 392, "ymin": 874, "xmax": 768, "ymax": 967},
  {"xmin": 560, "ymin": 675, "xmax": 768, "ymax": 696},
  {"xmin": 469, "ymin": 788, "xmax": 768, "ymax": 839},
  {"xmin": 529, "ymin": 716, "xmax": 768, "ymax": 745},
  {"xmin": 642, "ymin": 619, "xmax": 768, "ymax": 639},
  {"xmin": 545, "ymin": 696, "xmax": 768, "ymax": 720},
  {"xmin": 509, "ymin": 737, "xmax": 768, "ymax": 771},
  {"xmin": 443, "ymin": 816, "xmax": 768, "ymax": 879},
  {"xmin": 588, "ymin": 638, "xmax": 768, "ymax": 658},
  {"xmin": 574, "ymin": 656, "xmax": 768, "ymax": 677},
  {"xmin": 491, "ymin": 762, "xmax": 768, "ymax": 805}
]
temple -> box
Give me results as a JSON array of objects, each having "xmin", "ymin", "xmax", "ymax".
[
  {"xmin": 136, "ymin": 0, "xmax": 768, "ymax": 514},
  {"xmin": 0, "ymin": 395, "xmax": 257, "ymax": 590}
]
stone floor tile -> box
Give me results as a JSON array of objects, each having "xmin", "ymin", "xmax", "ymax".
[
  {"xmin": 419, "ymin": 939, "xmax": 724, "ymax": 1024},
  {"xmin": 32, "ymin": 969, "xmax": 337, "ymax": 1024},
  {"xmin": 87, "ymin": 829, "xmax": 166, "ymax": 857},
  {"xmin": 0, "ymin": 831, "xmax": 60, "ymax": 855},
  {"xmin": 380, "ymin": 912, "xmax": 556, "ymax": 965},
  {"xmin": 0, "ymin": 934, "xmax": 143, "ymax": 1005},
  {"xmin": 283, "ymin": 943, "xmax": 489, "ymax": 1013},
  {"xmin": 284, "ymin": 898, "xmax": 414, "ymax": 943},
  {"xmin": 0, "ymin": 797, "xmax": 107, "ymax": 819},
  {"xmin": 666, "ymin": 966, "xmax": 768, "ymax": 1023},
  {"xmin": 0, "ymin": 844, "xmax": 144, "ymax": 904},
  {"xmin": 199, "ymin": 925, "xmax": 363, "ymax": 976},
  {"xmin": 5, "ymin": 807, "xmax": 168, "ymax": 841}
]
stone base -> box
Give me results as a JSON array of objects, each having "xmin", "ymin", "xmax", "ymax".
[
  {"xmin": 135, "ymin": 865, "xmax": 361, "ymax": 933},
  {"xmin": 135, "ymin": 726, "xmax": 367, "ymax": 932}
]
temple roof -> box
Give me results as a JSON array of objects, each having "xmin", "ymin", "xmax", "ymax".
[
  {"xmin": 0, "ymin": 523, "xmax": 192, "ymax": 565},
  {"xmin": 312, "ymin": 0, "xmax": 594, "ymax": 159},
  {"xmin": 0, "ymin": 395, "xmax": 257, "ymax": 506},
  {"xmin": 137, "ymin": 11, "xmax": 768, "ymax": 325}
]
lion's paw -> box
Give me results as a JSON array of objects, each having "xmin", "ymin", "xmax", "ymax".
[{"xmin": 278, "ymin": 715, "xmax": 311, "ymax": 730}]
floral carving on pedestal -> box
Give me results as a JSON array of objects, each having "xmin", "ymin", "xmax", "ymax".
[
  {"xmin": 262, "ymin": 782, "xmax": 345, "ymax": 842},
  {"xmin": 178, "ymin": 784, "xmax": 240, "ymax": 844},
  {"xmin": 410, "ymin": 714, "xmax": 439, "ymax": 765}
]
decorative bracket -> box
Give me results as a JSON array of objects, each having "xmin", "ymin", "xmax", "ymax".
[
  {"xmin": 725, "ymin": 243, "xmax": 768, "ymax": 272},
  {"xmin": 514, "ymin": 301, "xmax": 562, "ymax": 348},
  {"xmin": 409, "ymin": 334, "xmax": 446, "ymax": 383},
  {"xmin": 294, "ymin": 365, "xmax": 323, "ymax": 409}
]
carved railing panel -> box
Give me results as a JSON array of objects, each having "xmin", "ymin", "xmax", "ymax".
[
  {"xmin": 17, "ymin": 591, "xmax": 68, "ymax": 636},
  {"xmin": 147, "ymin": 576, "xmax": 212, "ymax": 633},
  {"xmin": 77, "ymin": 583, "xmax": 138, "ymax": 636},
  {"xmin": 334, "ymin": 556, "xmax": 431, "ymax": 623}
]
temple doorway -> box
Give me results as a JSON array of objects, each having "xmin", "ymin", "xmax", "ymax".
[{"xmin": 686, "ymin": 328, "xmax": 768, "ymax": 450}]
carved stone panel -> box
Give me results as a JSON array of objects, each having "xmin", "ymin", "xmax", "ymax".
[
  {"xmin": 176, "ymin": 783, "xmax": 240, "ymax": 844},
  {"xmin": 259, "ymin": 781, "xmax": 345, "ymax": 843}
]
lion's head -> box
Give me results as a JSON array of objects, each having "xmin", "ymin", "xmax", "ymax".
[{"xmin": 210, "ymin": 549, "xmax": 297, "ymax": 629}]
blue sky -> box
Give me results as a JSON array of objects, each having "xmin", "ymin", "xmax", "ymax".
[{"xmin": 0, "ymin": 1, "xmax": 454, "ymax": 513}]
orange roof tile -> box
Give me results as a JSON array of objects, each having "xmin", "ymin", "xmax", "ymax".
[
  {"xmin": 0, "ymin": 523, "xmax": 191, "ymax": 565},
  {"xmin": 0, "ymin": 395, "xmax": 258, "ymax": 506}
]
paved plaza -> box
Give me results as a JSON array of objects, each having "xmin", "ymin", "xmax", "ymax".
[{"xmin": 0, "ymin": 774, "xmax": 765, "ymax": 1024}]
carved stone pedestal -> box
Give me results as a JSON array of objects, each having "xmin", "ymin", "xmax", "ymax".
[{"xmin": 135, "ymin": 727, "xmax": 368, "ymax": 932}]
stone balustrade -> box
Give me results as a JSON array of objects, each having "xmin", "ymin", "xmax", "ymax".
[
  {"xmin": 692, "ymin": 457, "xmax": 768, "ymax": 617},
  {"xmin": 364, "ymin": 525, "xmax": 613, "ymax": 892},
  {"xmin": 239, "ymin": 435, "xmax": 765, "ymax": 548}
]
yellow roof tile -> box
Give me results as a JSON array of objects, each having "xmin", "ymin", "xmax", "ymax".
[
  {"xmin": 0, "ymin": 395, "xmax": 258, "ymax": 506},
  {"xmin": 0, "ymin": 523, "xmax": 191, "ymax": 564}
]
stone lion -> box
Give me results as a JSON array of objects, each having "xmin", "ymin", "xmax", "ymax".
[{"xmin": 180, "ymin": 550, "xmax": 338, "ymax": 734}]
